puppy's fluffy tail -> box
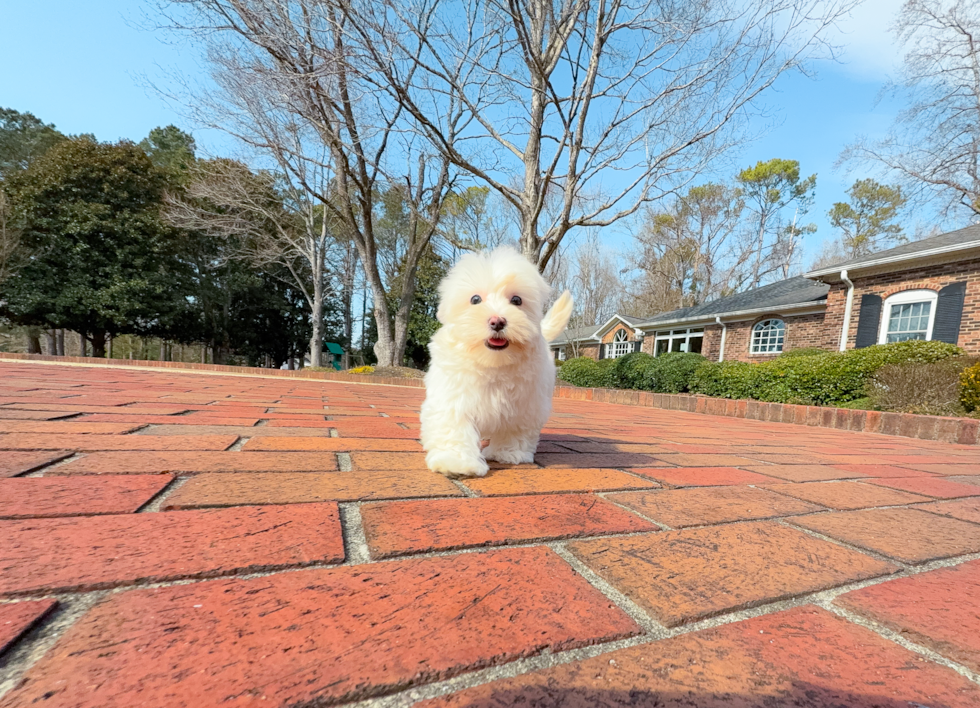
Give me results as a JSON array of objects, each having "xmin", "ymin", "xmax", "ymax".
[{"xmin": 541, "ymin": 290, "xmax": 573, "ymax": 342}]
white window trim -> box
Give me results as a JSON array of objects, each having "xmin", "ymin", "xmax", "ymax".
[
  {"xmin": 608, "ymin": 329, "xmax": 632, "ymax": 359},
  {"xmin": 750, "ymin": 318, "xmax": 785, "ymax": 354},
  {"xmin": 878, "ymin": 289, "xmax": 938, "ymax": 344},
  {"xmin": 653, "ymin": 327, "xmax": 704, "ymax": 356}
]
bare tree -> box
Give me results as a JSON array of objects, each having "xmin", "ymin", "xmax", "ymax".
[
  {"xmin": 567, "ymin": 232, "xmax": 620, "ymax": 327},
  {"xmin": 842, "ymin": 0, "xmax": 980, "ymax": 220},
  {"xmin": 155, "ymin": 0, "xmax": 459, "ymax": 367},
  {"xmin": 622, "ymin": 182, "xmax": 751, "ymax": 316},
  {"xmin": 340, "ymin": 0, "xmax": 852, "ymax": 271},
  {"xmin": 165, "ymin": 158, "xmax": 336, "ymax": 366}
]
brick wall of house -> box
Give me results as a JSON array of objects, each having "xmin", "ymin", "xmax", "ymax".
[
  {"xmin": 824, "ymin": 257, "xmax": 980, "ymax": 354},
  {"xmin": 696, "ymin": 312, "xmax": 833, "ymax": 363}
]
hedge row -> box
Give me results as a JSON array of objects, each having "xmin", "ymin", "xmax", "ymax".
[{"xmin": 557, "ymin": 340, "xmax": 966, "ymax": 407}]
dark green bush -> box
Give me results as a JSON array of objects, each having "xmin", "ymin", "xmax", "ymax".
[
  {"xmin": 557, "ymin": 357, "xmax": 601, "ymax": 387},
  {"xmin": 779, "ymin": 347, "xmax": 829, "ymax": 358},
  {"xmin": 643, "ymin": 352, "xmax": 707, "ymax": 393},
  {"xmin": 557, "ymin": 356, "xmax": 618, "ymax": 388},
  {"xmin": 689, "ymin": 360, "xmax": 756, "ymax": 399},
  {"xmin": 563, "ymin": 341, "xmax": 964, "ymax": 407},
  {"xmin": 690, "ymin": 340, "xmax": 964, "ymax": 405},
  {"xmin": 595, "ymin": 358, "xmax": 618, "ymax": 387},
  {"xmin": 611, "ymin": 352, "xmax": 656, "ymax": 389}
]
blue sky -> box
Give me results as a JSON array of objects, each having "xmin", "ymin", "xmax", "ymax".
[{"xmin": 1, "ymin": 0, "xmax": 913, "ymax": 268}]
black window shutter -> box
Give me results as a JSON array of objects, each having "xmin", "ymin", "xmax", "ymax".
[
  {"xmin": 633, "ymin": 340, "xmax": 642, "ymax": 353},
  {"xmin": 854, "ymin": 294, "xmax": 883, "ymax": 348},
  {"xmin": 933, "ymin": 281, "xmax": 967, "ymax": 344},
  {"xmin": 597, "ymin": 343, "xmax": 605, "ymax": 359}
]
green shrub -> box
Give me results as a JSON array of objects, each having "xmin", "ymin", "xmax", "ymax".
[
  {"xmin": 962, "ymin": 361, "xmax": 980, "ymax": 413},
  {"xmin": 643, "ymin": 352, "xmax": 707, "ymax": 393},
  {"xmin": 689, "ymin": 360, "xmax": 756, "ymax": 399},
  {"xmin": 689, "ymin": 340, "xmax": 964, "ymax": 406},
  {"xmin": 779, "ymin": 347, "xmax": 829, "ymax": 358},
  {"xmin": 558, "ymin": 356, "xmax": 618, "ymax": 388},
  {"xmin": 557, "ymin": 357, "xmax": 601, "ymax": 387},
  {"xmin": 595, "ymin": 358, "xmax": 618, "ymax": 387},
  {"xmin": 611, "ymin": 352, "xmax": 656, "ymax": 389}
]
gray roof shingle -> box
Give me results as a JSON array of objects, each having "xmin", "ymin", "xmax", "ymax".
[
  {"xmin": 636, "ymin": 276, "xmax": 829, "ymax": 327},
  {"xmin": 806, "ymin": 224, "xmax": 980, "ymax": 275}
]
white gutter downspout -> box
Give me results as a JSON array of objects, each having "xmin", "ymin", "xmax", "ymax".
[
  {"xmin": 839, "ymin": 269, "xmax": 854, "ymax": 352},
  {"xmin": 715, "ymin": 316, "xmax": 727, "ymax": 362}
]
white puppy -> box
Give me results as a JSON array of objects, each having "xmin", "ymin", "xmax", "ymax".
[{"xmin": 420, "ymin": 247, "xmax": 573, "ymax": 477}]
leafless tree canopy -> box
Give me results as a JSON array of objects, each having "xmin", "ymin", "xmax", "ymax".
[
  {"xmin": 620, "ymin": 182, "xmax": 754, "ymax": 316},
  {"xmin": 340, "ymin": 0, "xmax": 852, "ymax": 270},
  {"xmin": 842, "ymin": 0, "xmax": 980, "ymax": 220},
  {"xmin": 155, "ymin": 0, "xmax": 459, "ymax": 366},
  {"xmin": 164, "ymin": 158, "xmax": 339, "ymax": 365}
]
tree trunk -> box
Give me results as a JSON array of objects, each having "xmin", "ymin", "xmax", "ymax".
[
  {"xmin": 27, "ymin": 330, "xmax": 42, "ymax": 354},
  {"xmin": 309, "ymin": 278, "xmax": 324, "ymax": 368},
  {"xmin": 56, "ymin": 329, "xmax": 65, "ymax": 356},
  {"xmin": 361, "ymin": 250, "xmax": 398, "ymax": 367},
  {"xmin": 80, "ymin": 333, "xmax": 88, "ymax": 357},
  {"xmin": 108, "ymin": 335, "xmax": 114, "ymax": 359},
  {"xmin": 45, "ymin": 330, "xmax": 57, "ymax": 355},
  {"xmin": 91, "ymin": 329, "xmax": 107, "ymax": 358}
]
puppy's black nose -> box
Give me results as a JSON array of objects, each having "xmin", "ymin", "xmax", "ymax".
[{"xmin": 489, "ymin": 316, "xmax": 506, "ymax": 332}]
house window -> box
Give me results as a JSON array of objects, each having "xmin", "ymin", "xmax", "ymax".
[
  {"xmin": 879, "ymin": 290, "xmax": 938, "ymax": 344},
  {"xmin": 556, "ymin": 347, "xmax": 567, "ymax": 361},
  {"xmin": 607, "ymin": 329, "xmax": 632, "ymax": 359},
  {"xmin": 751, "ymin": 319, "xmax": 785, "ymax": 353},
  {"xmin": 653, "ymin": 328, "xmax": 704, "ymax": 356}
]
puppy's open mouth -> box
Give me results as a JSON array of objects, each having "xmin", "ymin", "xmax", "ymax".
[{"xmin": 485, "ymin": 337, "xmax": 509, "ymax": 350}]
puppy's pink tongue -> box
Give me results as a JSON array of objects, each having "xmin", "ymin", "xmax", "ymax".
[{"xmin": 488, "ymin": 337, "xmax": 507, "ymax": 346}]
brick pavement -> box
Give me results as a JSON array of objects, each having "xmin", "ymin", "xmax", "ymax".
[{"xmin": 0, "ymin": 360, "xmax": 979, "ymax": 707}]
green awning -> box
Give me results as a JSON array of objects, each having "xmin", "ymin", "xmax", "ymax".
[{"xmin": 325, "ymin": 342, "xmax": 344, "ymax": 355}]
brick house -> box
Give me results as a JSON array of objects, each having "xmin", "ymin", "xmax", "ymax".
[
  {"xmin": 550, "ymin": 316, "xmax": 646, "ymax": 361},
  {"xmin": 552, "ymin": 225, "xmax": 980, "ymax": 362}
]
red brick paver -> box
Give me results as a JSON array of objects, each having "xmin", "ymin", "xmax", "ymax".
[
  {"xmin": 607, "ymin": 486, "xmax": 822, "ymax": 527},
  {"xmin": 0, "ymin": 548, "xmax": 638, "ymax": 708},
  {"xmin": 463, "ymin": 467, "xmax": 659, "ymax": 496},
  {"xmin": 837, "ymin": 560, "xmax": 980, "ymax": 671},
  {"xmin": 419, "ymin": 606, "xmax": 980, "ymax": 707},
  {"xmin": 0, "ymin": 451, "xmax": 72, "ymax": 478},
  {"xmin": 361, "ymin": 494, "xmax": 657, "ymax": 558},
  {"xmin": 1, "ymin": 360, "xmax": 978, "ymax": 707},
  {"xmin": 865, "ymin": 475, "xmax": 980, "ymax": 498},
  {"xmin": 0, "ymin": 503, "xmax": 343, "ymax": 595},
  {"xmin": 49, "ymin": 450, "xmax": 339, "ymax": 475},
  {"xmin": 0, "ymin": 600, "xmax": 56, "ymax": 655},
  {"xmin": 0, "ymin": 475, "xmax": 171, "ymax": 518},
  {"xmin": 762, "ymin": 480, "xmax": 933, "ymax": 509},
  {"xmin": 790, "ymin": 507, "xmax": 980, "ymax": 563},
  {"xmin": 567, "ymin": 521, "xmax": 896, "ymax": 626}
]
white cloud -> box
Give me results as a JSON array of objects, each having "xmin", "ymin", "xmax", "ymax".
[{"xmin": 825, "ymin": 0, "xmax": 905, "ymax": 80}]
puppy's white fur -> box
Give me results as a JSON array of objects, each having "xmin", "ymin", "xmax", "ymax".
[{"xmin": 420, "ymin": 247, "xmax": 572, "ymax": 477}]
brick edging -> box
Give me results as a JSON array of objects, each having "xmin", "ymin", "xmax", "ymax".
[
  {"xmin": 553, "ymin": 385, "xmax": 980, "ymax": 446},
  {"xmin": 0, "ymin": 353, "xmax": 424, "ymax": 388}
]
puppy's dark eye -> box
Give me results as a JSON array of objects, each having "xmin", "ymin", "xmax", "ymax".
[
  {"xmin": 470, "ymin": 295, "xmax": 482, "ymax": 305},
  {"xmin": 510, "ymin": 295, "xmax": 522, "ymax": 306}
]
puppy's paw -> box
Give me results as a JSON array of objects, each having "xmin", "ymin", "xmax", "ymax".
[
  {"xmin": 484, "ymin": 446, "xmax": 535, "ymax": 465},
  {"xmin": 425, "ymin": 450, "xmax": 489, "ymax": 478}
]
